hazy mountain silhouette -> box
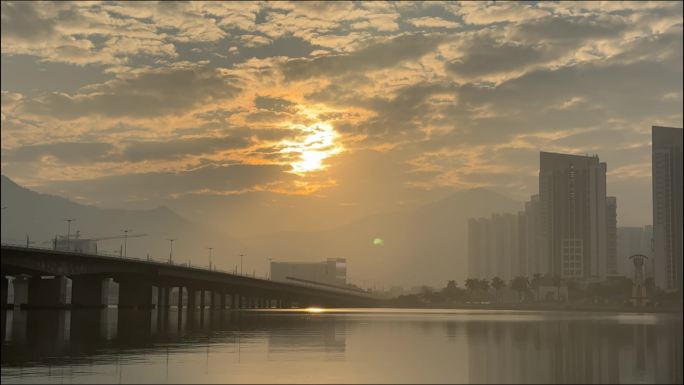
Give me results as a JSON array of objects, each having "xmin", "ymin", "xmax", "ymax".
[
  {"xmin": 241, "ymin": 188, "xmax": 521, "ymax": 287},
  {"xmin": 0, "ymin": 175, "xmax": 245, "ymax": 269},
  {"xmin": 2, "ymin": 175, "xmax": 521, "ymax": 286}
]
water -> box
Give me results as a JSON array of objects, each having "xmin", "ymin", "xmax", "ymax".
[{"xmin": 1, "ymin": 308, "xmax": 682, "ymax": 384}]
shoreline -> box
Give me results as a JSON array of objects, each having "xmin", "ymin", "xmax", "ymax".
[{"xmin": 378, "ymin": 302, "xmax": 683, "ymax": 314}]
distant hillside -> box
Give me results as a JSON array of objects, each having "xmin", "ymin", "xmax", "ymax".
[
  {"xmin": 1, "ymin": 175, "xmax": 522, "ymax": 286},
  {"xmin": 241, "ymin": 188, "xmax": 521, "ymax": 287},
  {"xmin": 0, "ymin": 175, "xmax": 245, "ymax": 270}
]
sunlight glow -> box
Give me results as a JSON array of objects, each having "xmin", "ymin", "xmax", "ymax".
[
  {"xmin": 305, "ymin": 307, "xmax": 325, "ymax": 313},
  {"xmin": 280, "ymin": 122, "xmax": 344, "ymax": 174}
]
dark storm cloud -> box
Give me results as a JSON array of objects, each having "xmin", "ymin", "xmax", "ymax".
[
  {"xmin": 280, "ymin": 33, "xmax": 444, "ymax": 80},
  {"xmin": 1, "ymin": 142, "xmax": 115, "ymax": 163},
  {"xmin": 23, "ymin": 66, "xmax": 242, "ymax": 118}
]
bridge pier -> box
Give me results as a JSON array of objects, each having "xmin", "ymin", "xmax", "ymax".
[
  {"xmin": 71, "ymin": 276, "xmax": 106, "ymax": 308},
  {"xmin": 187, "ymin": 287, "xmax": 197, "ymax": 310},
  {"xmin": 164, "ymin": 287, "xmax": 171, "ymax": 308},
  {"xmin": 176, "ymin": 286, "xmax": 184, "ymax": 308},
  {"xmin": 176, "ymin": 287, "xmax": 184, "ymax": 329},
  {"xmin": 117, "ymin": 278, "xmax": 153, "ymax": 309},
  {"xmin": 27, "ymin": 275, "xmax": 69, "ymax": 308},
  {"xmin": 1, "ymin": 276, "xmax": 7, "ymax": 309},
  {"xmin": 199, "ymin": 289, "xmax": 206, "ymax": 309},
  {"xmin": 12, "ymin": 275, "xmax": 30, "ymax": 308}
]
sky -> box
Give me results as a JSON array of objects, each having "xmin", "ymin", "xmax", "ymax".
[{"xmin": 1, "ymin": 1, "xmax": 682, "ymax": 230}]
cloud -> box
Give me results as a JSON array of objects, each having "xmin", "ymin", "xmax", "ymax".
[
  {"xmin": 36, "ymin": 162, "xmax": 294, "ymax": 205},
  {"xmin": 119, "ymin": 135, "xmax": 252, "ymax": 162},
  {"xmin": 0, "ymin": 1, "xmax": 57, "ymax": 42},
  {"xmin": 2, "ymin": 142, "xmax": 115, "ymax": 163},
  {"xmin": 407, "ymin": 17, "xmax": 460, "ymax": 29},
  {"xmin": 22, "ymin": 65, "xmax": 242, "ymax": 118},
  {"xmin": 456, "ymin": 2, "xmax": 550, "ymax": 25},
  {"xmin": 514, "ymin": 14, "xmax": 630, "ymax": 42},
  {"xmin": 445, "ymin": 38, "xmax": 554, "ymax": 79},
  {"xmin": 280, "ymin": 33, "xmax": 444, "ymax": 80},
  {"xmin": 253, "ymin": 96, "xmax": 298, "ymax": 113}
]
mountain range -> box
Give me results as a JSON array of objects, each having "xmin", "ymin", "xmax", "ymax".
[{"xmin": 1, "ymin": 174, "xmax": 521, "ymax": 287}]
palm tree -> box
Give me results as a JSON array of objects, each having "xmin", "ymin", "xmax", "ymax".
[
  {"xmin": 552, "ymin": 275, "xmax": 562, "ymax": 302},
  {"xmin": 491, "ymin": 277, "xmax": 505, "ymax": 303},
  {"xmin": 530, "ymin": 273, "xmax": 542, "ymax": 302},
  {"xmin": 465, "ymin": 278, "xmax": 478, "ymax": 292},
  {"xmin": 443, "ymin": 280, "xmax": 460, "ymax": 302},
  {"xmin": 510, "ymin": 276, "xmax": 529, "ymax": 302}
]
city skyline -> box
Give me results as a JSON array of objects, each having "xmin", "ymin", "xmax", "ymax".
[{"xmin": 467, "ymin": 127, "xmax": 682, "ymax": 295}]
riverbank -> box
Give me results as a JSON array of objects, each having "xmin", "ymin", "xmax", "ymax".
[{"xmin": 378, "ymin": 301, "xmax": 683, "ymax": 314}]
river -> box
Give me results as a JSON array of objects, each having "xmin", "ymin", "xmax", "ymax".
[{"xmin": 1, "ymin": 308, "xmax": 682, "ymax": 383}]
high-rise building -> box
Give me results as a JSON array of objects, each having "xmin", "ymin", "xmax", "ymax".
[
  {"xmin": 516, "ymin": 211, "xmax": 527, "ymax": 278},
  {"xmin": 606, "ymin": 197, "xmax": 618, "ymax": 276},
  {"xmin": 539, "ymin": 152, "xmax": 609, "ymax": 280},
  {"xmin": 524, "ymin": 194, "xmax": 543, "ymax": 276},
  {"xmin": 468, "ymin": 213, "xmax": 520, "ymax": 281},
  {"xmin": 468, "ymin": 218, "xmax": 488, "ymax": 279},
  {"xmin": 652, "ymin": 126, "xmax": 683, "ymax": 293}
]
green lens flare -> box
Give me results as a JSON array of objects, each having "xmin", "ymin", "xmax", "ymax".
[{"xmin": 373, "ymin": 238, "xmax": 384, "ymax": 246}]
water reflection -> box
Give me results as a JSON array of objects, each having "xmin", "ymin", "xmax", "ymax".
[{"xmin": 1, "ymin": 308, "xmax": 682, "ymax": 384}]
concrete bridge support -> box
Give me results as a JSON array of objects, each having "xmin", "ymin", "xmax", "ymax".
[
  {"xmin": 12, "ymin": 275, "xmax": 30, "ymax": 308},
  {"xmin": 176, "ymin": 286, "xmax": 184, "ymax": 308},
  {"xmin": 176, "ymin": 287, "xmax": 184, "ymax": 329},
  {"xmin": 71, "ymin": 276, "xmax": 105, "ymax": 308},
  {"xmin": 1, "ymin": 276, "xmax": 7, "ymax": 309},
  {"xmin": 199, "ymin": 289, "xmax": 206, "ymax": 309},
  {"xmin": 187, "ymin": 287, "xmax": 197, "ymax": 310},
  {"xmin": 27, "ymin": 275, "xmax": 69, "ymax": 308},
  {"xmin": 117, "ymin": 278, "xmax": 153, "ymax": 309}
]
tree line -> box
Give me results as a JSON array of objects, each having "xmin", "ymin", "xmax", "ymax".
[{"xmin": 388, "ymin": 274, "xmax": 680, "ymax": 307}]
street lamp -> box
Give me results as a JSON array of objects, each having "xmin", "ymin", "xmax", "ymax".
[
  {"xmin": 63, "ymin": 218, "xmax": 75, "ymax": 250},
  {"xmin": 121, "ymin": 229, "xmax": 132, "ymax": 258},
  {"xmin": 207, "ymin": 247, "xmax": 213, "ymax": 270},
  {"xmin": 239, "ymin": 254, "xmax": 246, "ymax": 275},
  {"xmin": 267, "ymin": 257, "xmax": 273, "ymax": 279},
  {"xmin": 167, "ymin": 238, "xmax": 177, "ymax": 263}
]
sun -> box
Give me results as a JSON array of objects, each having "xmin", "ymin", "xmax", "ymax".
[{"xmin": 280, "ymin": 122, "xmax": 344, "ymax": 174}]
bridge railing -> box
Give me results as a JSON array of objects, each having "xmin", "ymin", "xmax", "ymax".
[{"xmin": 1, "ymin": 242, "xmax": 375, "ymax": 298}]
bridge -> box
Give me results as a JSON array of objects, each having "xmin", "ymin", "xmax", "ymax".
[{"xmin": 1, "ymin": 244, "xmax": 379, "ymax": 310}]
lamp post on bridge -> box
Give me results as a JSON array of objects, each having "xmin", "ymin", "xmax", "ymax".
[
  {"xmin": 63, "ymin": 218, "xmax": 75, "ymax": 251},
  {"xmin": 167, "ymin": 238, "xmax": 177, "ymax": 263},
  {"xmin": 239, "ymin": 254, "xmax": 246, "ymax": 275},
  {"xmin": 120, "ymin": 229, "xmax": 132, "ymax": 258},
  {"xmin": 207, "ymin": 247, "xmax": 213, "ymax": 270}
]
